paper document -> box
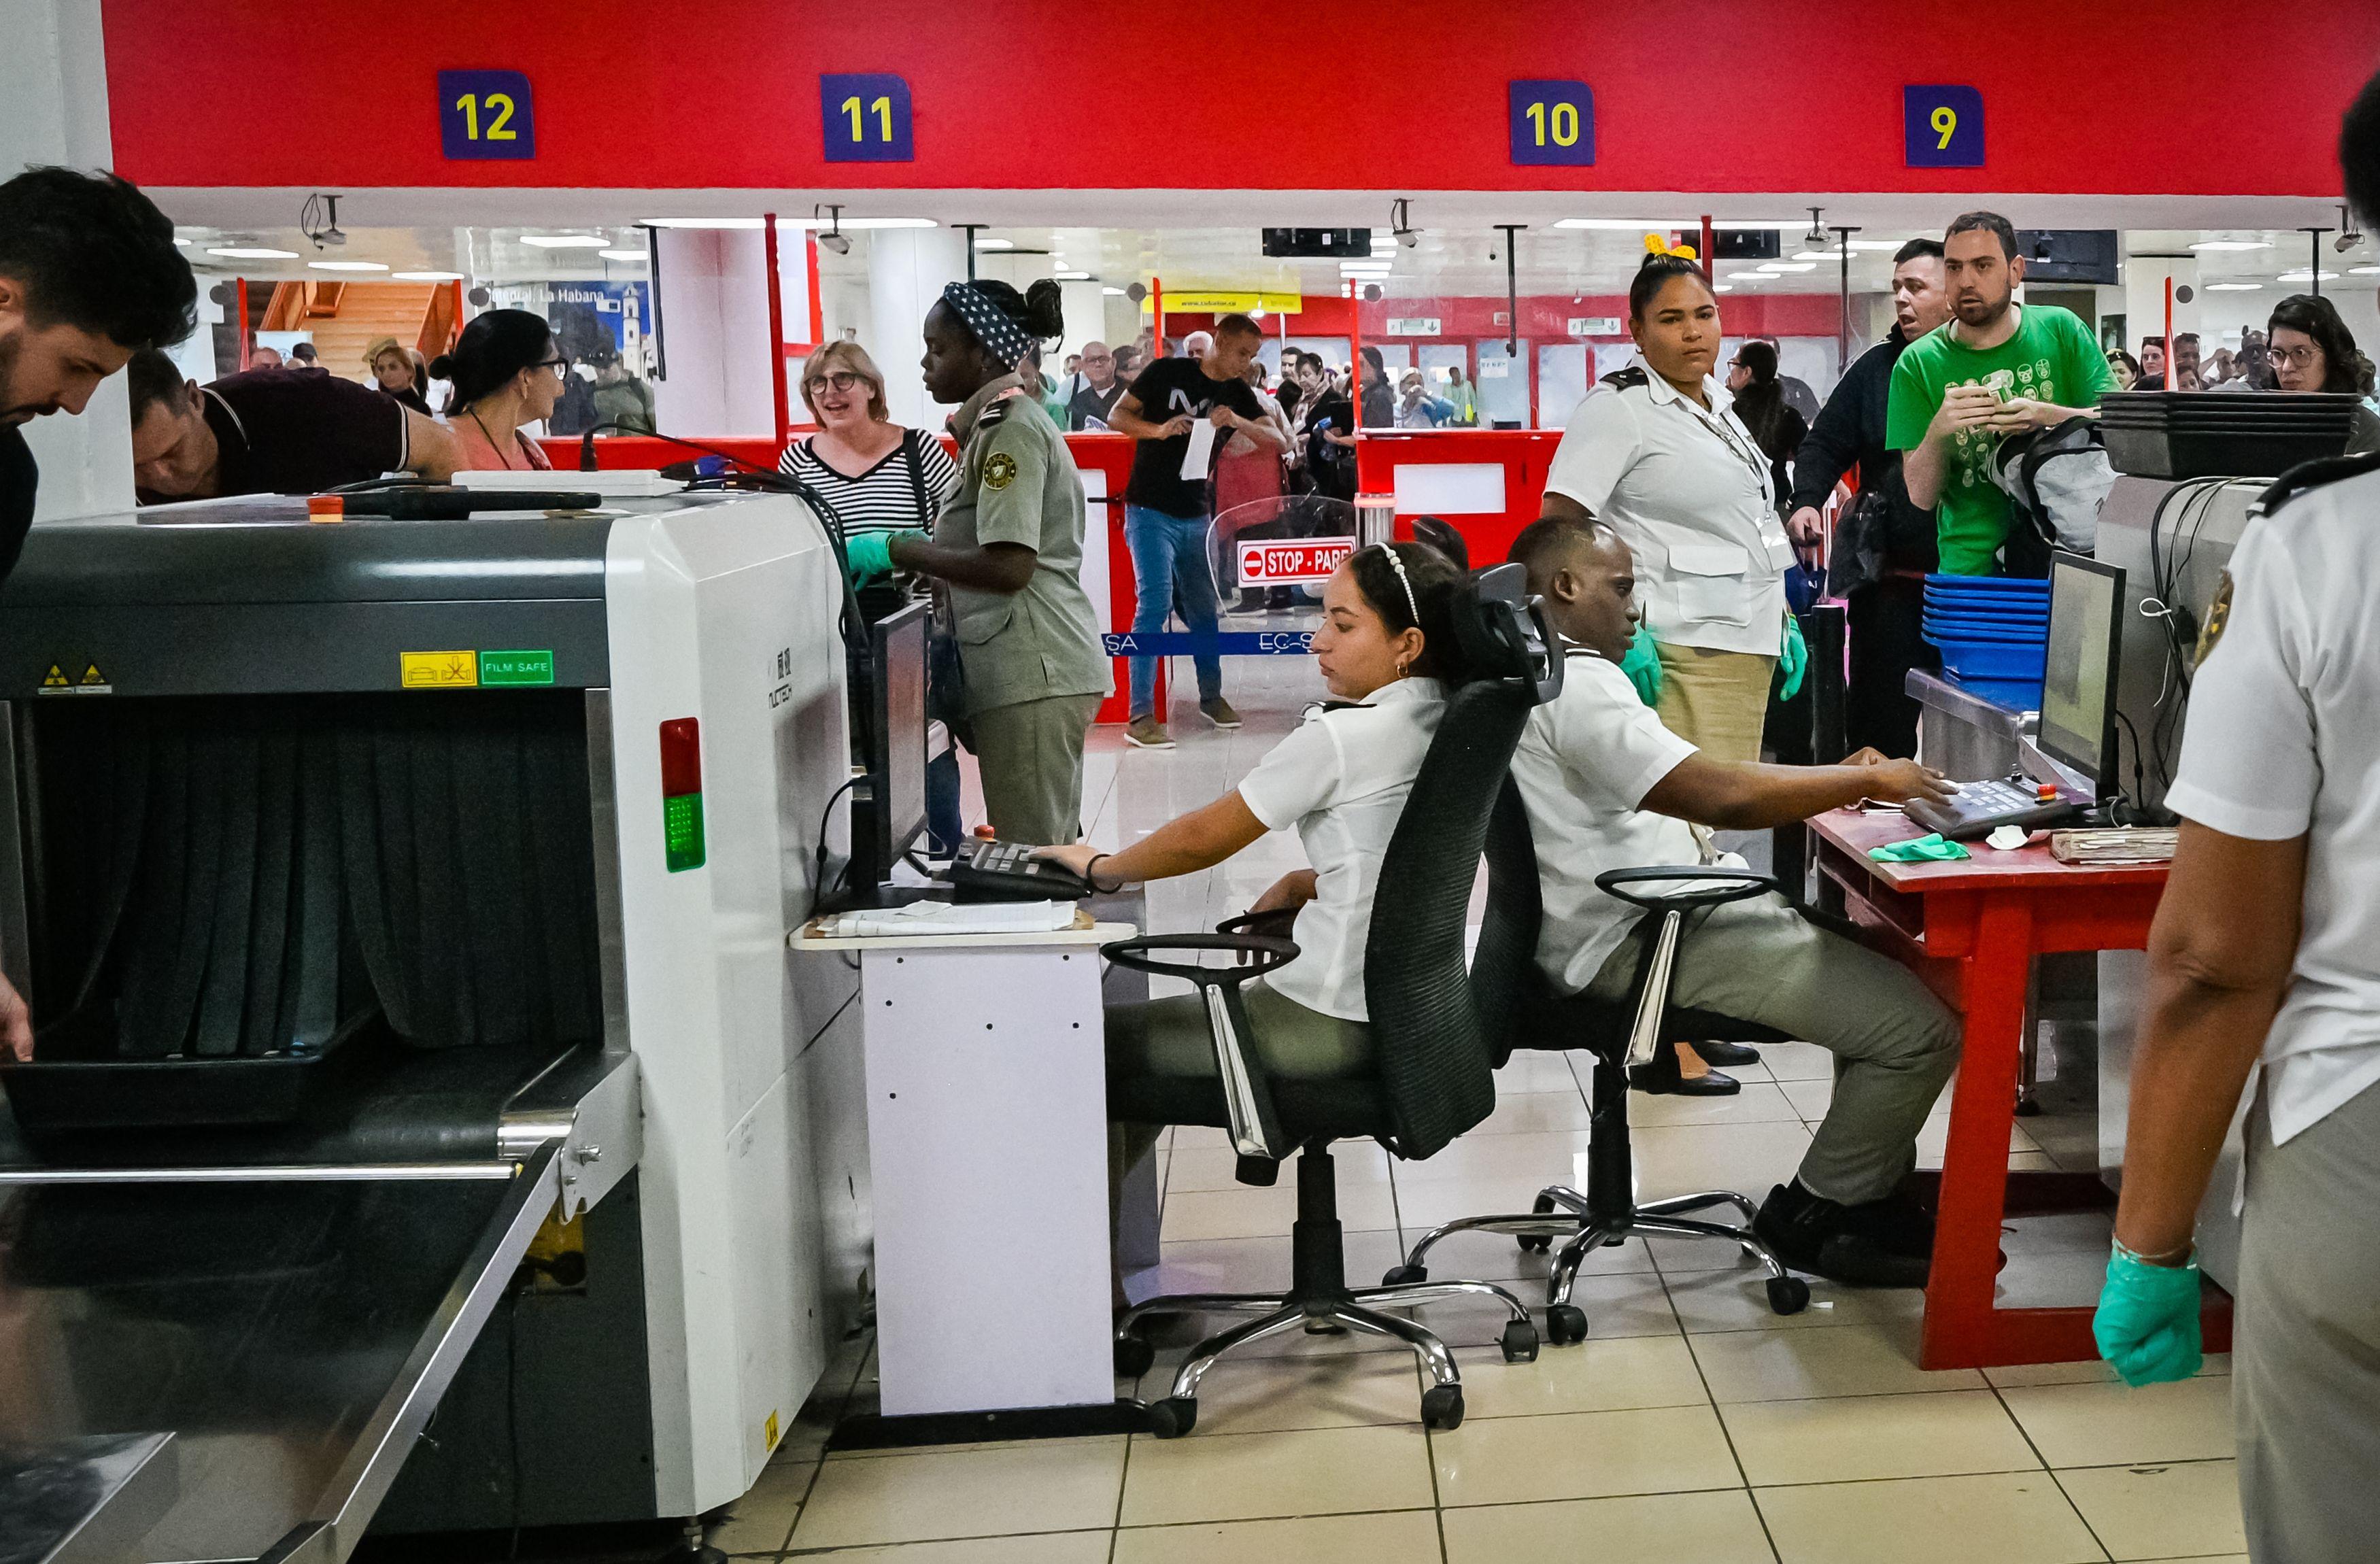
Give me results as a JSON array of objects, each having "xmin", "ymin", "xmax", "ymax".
[
  {"xmin": 1180, "ymin": 419, "xmax": 1219, "ymax": 479},
  {"xmin": 811, "ymin": 899, "xmax": 1076, "ymax": 940}
]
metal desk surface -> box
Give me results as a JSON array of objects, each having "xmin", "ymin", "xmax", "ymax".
[{"xmin": 0, "ymin": 1433, "xmax": 178, "ymax": 1564}]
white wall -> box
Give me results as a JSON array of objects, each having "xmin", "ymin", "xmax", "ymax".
[
  {"xmin": 868, "ymin": 227, "xmax": 968, "ymax": 428},
  {"xmin": 651, "ymin": 228, "xmax": 778, "ymax": 440},
  {"xmin": 2, "ymin": 0, "xmax": 136, "ymax": 521}
]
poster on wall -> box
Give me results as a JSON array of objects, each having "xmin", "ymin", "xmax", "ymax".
[{"xmin": 489, "ymin": 279, "xmax": 655, "ymax": 435}]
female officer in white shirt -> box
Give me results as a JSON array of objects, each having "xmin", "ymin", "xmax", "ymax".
[
  {"xmin": 1539, "ymin": 252, "xmax": 1799, "ymax": 765},
  {"xmin": 2094, "ymin": 451, "xmax": 2380, "ymax": 1563},
  {"xmin": 1036, "ymin": 543, "xmax": 1467, "ymax": 1113}
]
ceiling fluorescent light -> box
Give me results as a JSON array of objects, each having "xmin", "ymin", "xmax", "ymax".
[
  {"xmin": 2203, "ymin": 282, "xmax": 2263, "ymax": 291},
  {"xmin": 1553, "ymin": 218, "xmax": 1667, "ymax": 230},
  {"xmin": 391, "ymin": 270, "xmax": 465, "ymax": 281},
  {"xmin": 775, "ymin": 216, "xmax": 936, "ymax": 230},
  {"xmin": 1845, "ymin": 240, "xmax": 1906, "ymax": 252},
  {"xmin": 1053, "ymin": 269, "xmax": 1092, "ymax": 280},
  {"xmin": 520, "ymin": 235, "xmax": 609, "ymax": 248},
  {"xmin": 2188, "ymin": 239, "xmax": 2273, "ymax": 252},
  {"xmin": 308, "ymin": 260, "xmax": 388, "ymax": 271},
  {"xmin": 207, "ymin": 245, "xmax": 299, "ymax": 259},
  {"xmin": 973, "ymin": 237, "xmax": 1014, "ymax": 250},
  {"xmin": 2277, "ymin": 269, "xmax": 2339, "ymax": 282},
  {"xmin": 640, "ymin": 217, "xmax": 763, "ymax": 229},
  {"xmin": 598, "ymin": 250, "xmax": 647, "ymax": 262}
]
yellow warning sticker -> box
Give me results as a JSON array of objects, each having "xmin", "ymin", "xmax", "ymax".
[
  {"xmin": 79, "ymin": 663, "xmax": 105, "ymax": 687},
  {"xmin": 764, "ymin": 1410, "xmax": 781, "ymax": 1450},
  {"xmin": 41, "ymin": 664, "xmax": 67, "ymax": 687},
  {"xmin": 400, "ymin": 650, "xmax": 479, "ymax": 690}
]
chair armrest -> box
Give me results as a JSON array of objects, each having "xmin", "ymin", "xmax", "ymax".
[
  {"xmin": 1595, "ymin": 865, "xmax": 1780, "ymax": 913},
  {"xmin": 1100, "ymin": 933, "xmax": 1297, "ymax": 1163}
]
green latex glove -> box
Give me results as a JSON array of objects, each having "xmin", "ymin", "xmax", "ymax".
[
  {"xmin": 1867, "ymin": 833, "xmax": 1972, "ymax": 863},
  {"xmin": 1618, "ymin": 624, "xmax": 1663, "ymax": 707},
  {"xmin": 2094, "ymin": 1248, "xmax": 2203, "ymax": 1387},
  {"xmin": 1778, "ymin": 614, "xmax": 1809, "ymax": 701},
  {"xmin": 842, "ymin": 529, "xmax": 923, "ymax": 587}
]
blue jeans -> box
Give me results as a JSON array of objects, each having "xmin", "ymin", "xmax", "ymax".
[{"xmin": 1124, "ymin": 504, "xmax": 1223, "ymax": 717}]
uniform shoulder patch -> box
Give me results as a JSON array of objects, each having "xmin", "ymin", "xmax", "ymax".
[
  {"xmin": 982, "ymin": 451, "xmax": 1018, "ymax": 491},
  {"xmin": 2194, "ymin": 569, "xmax": 2233, "ymax": 665},
  {"xmin": 1599, "ymin": 365, "xmax": 1650, "ymax": 390}
]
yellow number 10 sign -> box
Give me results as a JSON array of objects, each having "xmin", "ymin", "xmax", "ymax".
[{"xmin": 1509, "ymin": 80, "xmax": 1595, "ymax": 167}]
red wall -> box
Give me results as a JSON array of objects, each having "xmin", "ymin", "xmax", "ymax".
[{"xmin": 106, "ymin": 2, "xmax": 2373, "ymax": 197}]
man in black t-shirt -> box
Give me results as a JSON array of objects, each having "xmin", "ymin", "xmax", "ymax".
[
  {"xmin": 0, "ymin": 167, "xmax": 198, "ymax": 1059},
  {"xmin": 1105, "ymin": 313, "xmax": 1284, "ymax": 747},
  {"xmin": 127, "ymin": 350, "xmax": 458, "ymax": 501},
  {"xmin": 1066, "ymin": 340, "xmax": 1126, "ymax": 430}
]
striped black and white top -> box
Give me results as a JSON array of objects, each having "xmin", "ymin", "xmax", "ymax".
[{"xmin": 778, "ymin": 427, "xmax": 960, "ymax": 541}]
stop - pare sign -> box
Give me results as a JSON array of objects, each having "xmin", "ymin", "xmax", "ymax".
[{"xmin": 1237, "ymin": 537, "xmax": 1357, "ymax": 585}]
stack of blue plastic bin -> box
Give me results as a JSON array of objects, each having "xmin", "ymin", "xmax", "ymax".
[{"xmin": 1922, "ymin": 574, "xmax": 2049, "ymax": 690}]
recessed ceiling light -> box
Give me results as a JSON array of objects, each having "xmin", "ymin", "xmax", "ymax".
[
  {"xmin": 598, "ymin": 250, "xmax": 647, "ymax": 262},
  {"xmin": 1793, "ymin": 250, "xmax": 1846, "ymax": 261},
  {"xmin": 207, "ymin": 245, "xmax": 299, "ymax": 260},
  {"xmin": 2204, "ymin": 282, "xmax": 2264, "ymax": 291},
  {"xmin": 974, "ymin": 237, "xmax": 1013, "ymax": 250},
  {"xmin": 308, "ymin": 260, "xmax": 389, "ymax": 272},
  {"xmin": 2277, "ymin": 269, "xmax": 2341, "ymax": 282},
  {"xmin": 391, "ymin": 271, "xmax": 465, "ymax": 282},
  {"xmin": 520, "ymin": 235, "xmax": 609, "ymax": 248},
  {"xmin": 1053, "ymin": 269, "xmax": 1092, "ymax": 280},
  {"xmin": 2350, "ymin": 264, "xmax": 2380, "ymax": 275},
  {"xmin": 640, "ymin": 217, "xmax": 763, "ymax": 229},
  {"xmin": 1102, "ymin": 286, "xmax": 1125, "ymax": 296},
  {"xmin": 1758, "ymin": 262, "xmax": 1818, "ymax": 273},
  {"xmin": 2190, "ymin": 239, "xmax": 2273, "ymax": 252}
]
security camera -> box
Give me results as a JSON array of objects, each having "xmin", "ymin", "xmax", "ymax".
[
  {"xmin": 813, "ymin": 203, "xmax": 851, "ymax": 256},
  {"xmin": 818, "ymin": 231, "xmax": 851, "ymax": 256},
  {"xmin": 1390, "ymin": 198, "xmax": 1418, "ymax": 250},
  {"xmin": 1398, "ymin": 228, "xmax": 1419, "ymax": 250}
]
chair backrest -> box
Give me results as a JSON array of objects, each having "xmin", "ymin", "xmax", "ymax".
[
  {"xmin": 1470, "ymin": 777, "xmax": 1546, "ymax": 1070},
  {"xmin": 1362, "ymin": 564, "xmax": 1558, "ymax": 1159}
]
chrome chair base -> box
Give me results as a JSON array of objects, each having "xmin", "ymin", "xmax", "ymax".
[
  {"xmin": 1117, "ymin": 1277, "xmax": 1537, "ymax": 1436},
  {"xmin": 1395, "ymin": 1185, "xmax": 1808, "ymax": 1342}
]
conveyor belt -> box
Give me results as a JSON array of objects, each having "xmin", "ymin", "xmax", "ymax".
[{"xmin": 0, "ymin": 1042, "xmax": 628, "ymax": 1564}]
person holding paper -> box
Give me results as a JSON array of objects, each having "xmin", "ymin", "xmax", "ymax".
[{"xmin": 1106, "ymin": 313, "xmax": 1284, "ymax": 749}]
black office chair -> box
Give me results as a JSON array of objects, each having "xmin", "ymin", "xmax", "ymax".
[
  {"xmin": 1385, "ymin": 791, "xmax": 1811, "ymax": 1343},
  {"xmin": 1107, "ymin": 564, "xmax": 1563, "ymax": 1436}
]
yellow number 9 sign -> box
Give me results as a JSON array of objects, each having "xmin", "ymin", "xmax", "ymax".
[{"xmin": 1906, "ymin": 85, "xmax": 1983, "ymax": 168}]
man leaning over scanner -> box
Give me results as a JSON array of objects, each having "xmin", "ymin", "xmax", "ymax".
[{"xmin": 1507, "ymin": 514, "xmax": 1965, "ymax": 1287}]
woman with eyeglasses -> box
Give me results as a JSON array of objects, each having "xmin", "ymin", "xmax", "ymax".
[
  {"xmin": 2265, "ymin": 294, "xmax": 2380, "ymax": 454},
  {"xmin": 779, "ymin": 340, "xmax": 960, "ymax": 621},
  {"xmin": 432, "ymin": 309, "xmax": 563, "ymax": 471}
]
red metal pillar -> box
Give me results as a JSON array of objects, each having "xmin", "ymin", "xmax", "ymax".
[
  {"xmin": 762, "ymin": 212, "xmax": 789, "ymax": 449},
  {"xmin": 1151, "ymin": 276, "xmax": 1165, "ymax": 356},
  {"xmin": 1699, "ymin": 214, "xmax": 1716, "ymax": 279}
]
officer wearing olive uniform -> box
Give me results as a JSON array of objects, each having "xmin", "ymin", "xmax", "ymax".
[{"xmin": 877, "ymin": 279, "xmax": 1109, "ymax": 847}]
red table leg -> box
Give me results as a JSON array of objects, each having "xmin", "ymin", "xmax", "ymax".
[{"xmin": 1921, "ymin": 891, "xmax": 2033, "ymax": 1370}]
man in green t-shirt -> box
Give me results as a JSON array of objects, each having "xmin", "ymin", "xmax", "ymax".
[{"xmin": 1887, "ymin": 211, "xmax": 2116, "ymax": 575}]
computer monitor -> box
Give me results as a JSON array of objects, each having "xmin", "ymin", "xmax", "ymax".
[
  {"xmin": 2038, "ymin": 551, "xmax": 2126, "ymax": 795},
  {"xmin": 852, "ymin": 601, "xmax": 930, "ymax": 889}
]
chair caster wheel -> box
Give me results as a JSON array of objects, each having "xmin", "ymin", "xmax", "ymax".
[
  {"xmin": 1421, "ymin": 1384, "xmax": 1465, "ymax": 1430},
  {"xmin": 1518, "ymin": 1193, "xmax": 1557, "ymax": 1253},
  {"xmin": 1544, "ymin": 1303, "xmax": 1589, "ymax": 1345},
  {"xmin": 1382, "ymin": 1263, "xmax": 1428, "ymax": 1287},
  {"xmin": 1147, "ymin": 1396, "xmax": 1197, "ymax": 1438},
  {"xmin": 1499, "ymin": 1318, "xmax": 1540, "ymax": 1363},
  {"xmin": 1767, "ymin": 1276, "xmax": 1812, "ymax": 1316},
  {"xmin": 1114, "ymin": 1336, "xmax": 1155, "ymax": 1378}
]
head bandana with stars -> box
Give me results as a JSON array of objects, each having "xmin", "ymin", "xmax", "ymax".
[{"xmin": 940, "ymin": 282, "xmax": 1034, "ymax": 369}]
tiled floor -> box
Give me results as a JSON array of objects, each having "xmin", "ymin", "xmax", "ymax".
[{"xmin": 730, "ymin": 657, "xmax": 2247, "ymax": 1563}]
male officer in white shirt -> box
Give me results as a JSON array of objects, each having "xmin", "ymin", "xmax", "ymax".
[
  {"xmin": 2092, "ymin": 76, "xmax": 2380, "ymax": 1563},
  {"xmin": 1507, "ymin": 514, "xmax": 1963, "ymax": 1286}
]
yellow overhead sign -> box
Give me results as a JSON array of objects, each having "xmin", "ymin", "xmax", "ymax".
[{"xmin": 1142, "ymin": 290, "xmax": 1304, "ymax": 316}]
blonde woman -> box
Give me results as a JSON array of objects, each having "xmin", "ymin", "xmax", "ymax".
[
  {"xmin": 778, "ymin": 339, "xmax": 959, "ymax": 560},
  {"xmin": 364, "ymin": 335, "xmax": 430, "ymax": 414}
]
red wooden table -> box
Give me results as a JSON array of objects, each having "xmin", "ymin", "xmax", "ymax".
[{"xmin": 1808, "ymin": 808, "xmax": 2232, "ymax": 1370}]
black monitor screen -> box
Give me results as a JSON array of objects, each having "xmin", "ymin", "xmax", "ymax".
[
  {"xmin": 2039, "ymin": 552, "xmax": 2126, "ymax": 790},
  {"xmin": 873, "ymin": 603, "xmax": 930, "ymax": 862}
]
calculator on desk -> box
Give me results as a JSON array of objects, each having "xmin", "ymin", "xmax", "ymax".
[
  {"xmin": 945, "ymin": 838, "xmax": 1096, "ymax": 903},
  {"xmin": 1905, "ymin": 776, "xmax": 2084, "ymax": 843}
]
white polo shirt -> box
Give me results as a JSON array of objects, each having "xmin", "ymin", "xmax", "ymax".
[
  {"xmin": 2165, "ymin": 469, "xmax": 2380, "ymax": 1144},
  {"xmin": 1510, "ymin": 651, "xmax": 1706, "ymax": 993},
  {"xmin": 1234, "ymin": 677, "xmax": 1445, "ymax": 1022},
  {"xmin": 1544, "ymin": 368, "xmax": 1794, "ymax": 656}
]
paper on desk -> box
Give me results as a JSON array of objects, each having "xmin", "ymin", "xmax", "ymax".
[
  {"xmin": 814, "ymin": 899, "xmax": 1076, "ymax": 940},
  {"xmin": 1179, "ymin": 418, "xmax": 1219, "ymax": 479}
]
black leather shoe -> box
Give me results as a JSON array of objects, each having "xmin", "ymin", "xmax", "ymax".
[
  {"xmin": 1689, "ymin": 1038, "xmax": 1762, "ymax": 1068},
  {"xmin": 1629, "ymin": 1055, "xmax": 1741, "ymax": 1096},
  {"xmin": 1753, "ymin": 1182, "xmax": 1930, "ymax": 1288}
]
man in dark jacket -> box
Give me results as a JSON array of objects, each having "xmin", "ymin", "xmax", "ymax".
[{"xmin": 1785, "ymin": 237, "xmax": 1952, "ymax": 757}]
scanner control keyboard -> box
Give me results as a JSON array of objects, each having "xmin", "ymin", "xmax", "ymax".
[
  {"xmin": 1904, "ymin": 777, "xmax": 2082, "ymax": 843},
  {"xmin": 946, "ymin": 838, "xmax": 1095, "ymax": 903}
]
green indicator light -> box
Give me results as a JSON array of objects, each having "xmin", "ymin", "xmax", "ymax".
[
  {"xmin": 479, "ymin": 649, "xmax": 556, "ymax": 686},
  {"xmin": 663, "ymin": 792, "xmax": 706, "ymax": 872}
]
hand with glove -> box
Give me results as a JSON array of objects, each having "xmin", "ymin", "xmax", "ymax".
[
  {"xmin": 843, "ymin": 530, "xmax": 924, "ymax": 588},
  {"xmin": 1618, "ymin": 624, "xmax": 1663, "ymax": 707},
  {"xmin": 2093, "ymin": 1245, "xmax": 2203, "ymax": 1387},
  {"xmin": 1777, "ymin": 613, "xmax": 1809, "ymax": 701}
]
